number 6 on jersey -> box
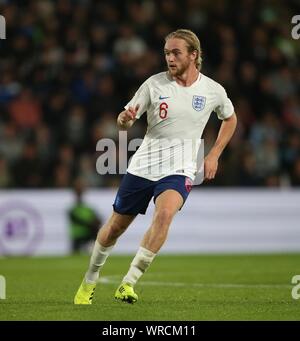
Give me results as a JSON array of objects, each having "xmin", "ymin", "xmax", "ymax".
[{"xmin": 159, "ymin": 102, "xmax": 168, "ymax": 119}]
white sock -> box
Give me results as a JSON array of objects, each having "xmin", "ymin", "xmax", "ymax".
[
  {"xmin": 85, "ymin": 241, "xmax": 114, "ymax": 283},
  {"xmin": 122, "ymin": 247, "xmax": 156, "ymax": 286}
]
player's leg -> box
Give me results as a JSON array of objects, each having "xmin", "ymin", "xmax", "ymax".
[
  {"xmin": 85, "ymin": 212, "xmax": 136, "ymax": 282},
  {"xmin": 141, "ymin": 189, "xmax": 183, "ymax": 252},
  {"xmin": 115, "ymin": 189, "xmax": 183, "ymax": 303},
  {"xmin": 74, "ymin": 172, "xmax": 153, "ymax": 304},
  {"xmin": 74, "ymin": 212, "xmax": 135, "ymax": 304}
]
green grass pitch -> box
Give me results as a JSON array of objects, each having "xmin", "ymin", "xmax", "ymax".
[{"xmin": 0, "ymin": 254, "xmax": 299, "ymax": 320}]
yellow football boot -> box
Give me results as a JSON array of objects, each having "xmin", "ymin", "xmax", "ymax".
[
  {"xmin": 114, "ymin": 283, "xmax": 138, "ymax": 304},
  {"xmin": 74, "ymin": 280, "xmax": 96, "ymax": 304}
]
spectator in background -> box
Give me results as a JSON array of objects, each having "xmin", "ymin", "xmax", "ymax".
[
  {"xmin": 0, "ymin": 156, "xmax": 11, "ymax": 188},
  {"xmin": 9, "ymin": 89, "xmax": 42, "ymax": 131},
  {"xmin": 12, "ymin": 141, "xmax": 42, "ymax": 187},
  {"xmin": 290, "ymin": 158, "xmax": 300, "ymax": 186},
  {"xmin": 0, "ymin": 122, "xmax": 24, "ymax": 167},
  {"xmin": 64, "ymin": 104, "xmax": 88, "ymax": 152},
  {"xmin": 68, "ymin": 177, "xmax": 102, "ymax": 253},
  {"xmin": 113, "ymin": 24, "xmax": 147, "ymax": 65},
  {"xmin": 283, "ymin": 96, "xmax": 300, "ymax": 131}
]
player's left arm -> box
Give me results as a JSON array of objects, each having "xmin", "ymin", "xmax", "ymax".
[{"xmin": 204, "ymin": 112, "xmax": 237, "ymax": 180}]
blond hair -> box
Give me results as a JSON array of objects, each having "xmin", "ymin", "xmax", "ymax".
[{"xmin": 165, "ymin": 29, "xmax": 202, "ymax": 70}]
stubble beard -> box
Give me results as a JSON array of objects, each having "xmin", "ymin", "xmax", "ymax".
[{"xmin": 169, "ymin": 60, "xmax": 190, "ymax": 77}]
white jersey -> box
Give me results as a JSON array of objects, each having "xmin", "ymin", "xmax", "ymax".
[{"xmin": 125, "ymin": 71, "xmax": 234, "ymax": 181}]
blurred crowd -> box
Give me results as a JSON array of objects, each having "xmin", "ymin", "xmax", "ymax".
[{"xmin": 0, "ymin": 0, "xmax": 299, "ymax": 188}]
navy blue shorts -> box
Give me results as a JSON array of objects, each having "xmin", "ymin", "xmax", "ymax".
[{"xmin": 113, "ymin": 172, "xmax": 193, "ymax": 215}]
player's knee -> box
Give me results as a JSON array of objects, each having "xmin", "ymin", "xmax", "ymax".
[
  {"xmin": 154, "ymin": 208, "xmax": 174, "ymax": 227},
  {"xmin": 109, "ymin": 221, "xmax": 128, "ymax": 238}
]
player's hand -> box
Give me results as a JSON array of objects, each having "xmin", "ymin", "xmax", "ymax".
[
  {"xmin": 204, "ymin": 154, "xmax": 218, "ymax": 180},
  {"xmin": 119, "ymin": 104, "xmax": 140, "ymax": 124}
]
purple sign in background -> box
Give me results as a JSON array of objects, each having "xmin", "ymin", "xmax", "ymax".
[{"xmin": 0, "ymin": 201, "xmax": 43, "ymax": 255}]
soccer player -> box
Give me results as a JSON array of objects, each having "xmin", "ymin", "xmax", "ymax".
[{"xmin": 74, "ymin": 29, "xmax": 237, "ymax": 304}]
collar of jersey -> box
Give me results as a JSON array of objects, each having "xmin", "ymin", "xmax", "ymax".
[{"xmin": 167, "ymin": 71, "xmax": 202, "ymax": 88}]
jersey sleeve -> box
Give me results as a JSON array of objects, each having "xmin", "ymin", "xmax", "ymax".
[
  {"xmin": 124, "ymin": 80, "xmax": 151, "ymax": 119},
  {"xmin": 214, "ymin": 84, "xmax": 235, "ymax": 120}
]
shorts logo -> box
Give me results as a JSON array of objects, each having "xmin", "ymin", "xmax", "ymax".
[
  {"xmin": 185, "ymin": 177, "xmax": 193, "ymax": 192},
  {"xmin": 192, "ymin": 95, "xmax": 206, "ymax": 111}
]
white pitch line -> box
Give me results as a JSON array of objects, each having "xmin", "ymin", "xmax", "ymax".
[{"xmin": 98, "ymin": 275, "xmax": 291, "ymax": 289}]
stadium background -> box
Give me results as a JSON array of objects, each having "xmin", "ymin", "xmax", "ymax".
[
  {"xmin": 0, "ymin": 0, "xmax": 299, "ymax": 189},
  {"xmin": 0, "ymin": 0, "xmax": 300, "ymax": 322}
]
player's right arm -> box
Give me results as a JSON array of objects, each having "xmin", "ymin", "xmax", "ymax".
[
  {"xmin": 117, "ymin": 78, "xmax": 151, "ymax": 129},
  {"xmin": 117, "ymin": 105, "xmax": 140, "ymax": 130}
]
